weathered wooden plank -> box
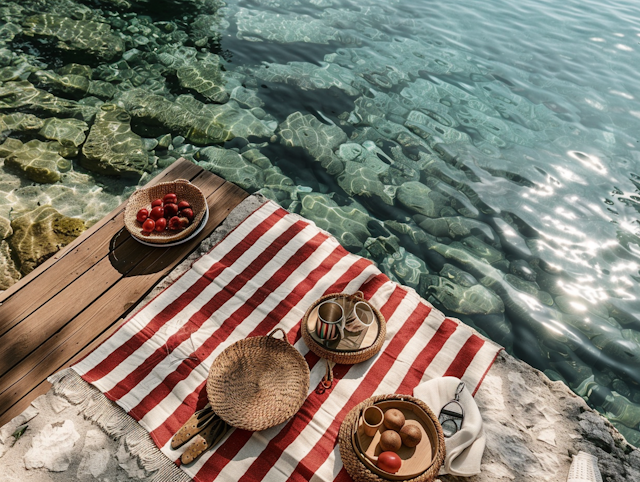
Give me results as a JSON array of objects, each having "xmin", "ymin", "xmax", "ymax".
[
  {"xmin": 0, "ymin": 164, "xmax": 222, "ymax": 338},
  {"xmin": 0, "ymin": 159, "xmax": 202, "ymax": 305},
  {"xmin": 0, "ymin": 174, "xmax": 247, "ymax": 424}
]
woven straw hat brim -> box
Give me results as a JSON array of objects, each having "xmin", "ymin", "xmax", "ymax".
[
  {"xmin": 207, "ymin": 329, "xmax": 310, "ymax": 432},
  {"xmin": 124, "ymin": 179, "xmax": 207, "ymax": 244},
  {"xmin": 339, "ymin": 394, "xmax": 446, "ymax": 482},
  {"xmin": 301, "ymin": 292, "xmax": 386, "ymax": 365}
]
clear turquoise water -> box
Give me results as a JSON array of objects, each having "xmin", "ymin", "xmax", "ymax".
[{"xmin": 2, "ymin": 0, "xmax": 640, "ymax": 444}]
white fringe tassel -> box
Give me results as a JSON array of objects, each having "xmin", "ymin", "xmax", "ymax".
[{"xmin": 49, "ymin": 368, "xmax": 192, "ymax": 482}]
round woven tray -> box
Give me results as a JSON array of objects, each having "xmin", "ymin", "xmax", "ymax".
[
  {"xmin": 339, "ymin": 394, "xmax": 446, "ymax": 482},
  {"xmin": 301, "ymin": 292, "xmax": 386, "ymax": 365},
  {"xmin": 124, "ymin": 179, "xmax": 207, "ymax": 244},
  {"xmin": 206, "ymin": 328, "xmax": 310, "ymax": 431}
]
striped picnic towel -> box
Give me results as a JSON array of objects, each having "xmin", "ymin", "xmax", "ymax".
[{"xmin": 72, "ymin": 201, "xmax": 501, "ymax": 482}]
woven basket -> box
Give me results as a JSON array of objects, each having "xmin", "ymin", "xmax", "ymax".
[
  {"xmin": 339, "ymin": 394, "xmax": 446, "ymax": 482},
  {"xmin": 301, "ymin": 292, "xmax": 386, "ymax": 365},
  {"xmin": 206, "ymin": 328, "xmax": 310, "ymax": 431},
  {"xmin": 124, "ymin": 179, "xmax": 207, "ymax": 244}
]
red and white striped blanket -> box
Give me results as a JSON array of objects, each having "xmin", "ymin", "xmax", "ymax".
[{"xmin": 73, "ymin": 201, "xmax": 501, "ymax": 482}]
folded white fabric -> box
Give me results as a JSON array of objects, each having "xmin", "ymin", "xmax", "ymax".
[{"xmin": 413, "ymin": 376, "xmax": 485, "ymax": 477}]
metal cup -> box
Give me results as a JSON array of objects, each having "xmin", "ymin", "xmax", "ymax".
[
  {"xmin": 345, "ymin": 300, "xmax": 374, "ymax": 333},
  {"xmin": 316, "ymin": 300, "xmax": 345, "ymax": 341}
]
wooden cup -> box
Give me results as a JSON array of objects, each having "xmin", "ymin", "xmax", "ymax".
[{"xmin": 362, "ymin": 405, "xmax": 384, "ymax": 437}]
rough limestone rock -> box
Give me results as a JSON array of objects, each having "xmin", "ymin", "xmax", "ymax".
[
  {"xmin": 81, "ymin": 104, "xmax": 149, "ymax": 178},
  {"xmin": 299, "ymin": 192, "xmax": 370, "ymax": 251},
  {"xmin": 277, "ymin": 112, "xmax": 347, "ymax": 175},
  {"xmin": 39, "ymin": 117, "xmax": 89, "ymax": 148},
  {"xmin": 24, "ymin": 420, "xmax": 80, "ymax": 472},
  {"xmin": 22, "ymin": 14, "xmax": 124, "ymax": 61},
  {"xmin": 9, "ymin": 205, "xmax": 86, "ymax": 274},
  {"xmin": 397, "ymin": 181, "xmax": 448, "ymax": 217},
  {"xmin": 0, "ymin": 138, "xmax": 71, "ymax": 183},
  {"xmin": 0, "ymin": 239, "xmax": 20, "ymax": 290},
  {"xmin": 197, "ymin": 147, "xmax": 265, "ymax": 191},
  {"xmin": 76, "ymin": 429, "xmax": 110, "ymax": 479}
]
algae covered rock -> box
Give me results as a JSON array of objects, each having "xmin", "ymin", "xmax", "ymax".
[
  {"xmin": 81, "ymin": 104, "xmax": 149, "ymax": 179},
  {"xmin": 379, "ymin": 246, "xmax": 428, "ymax": 290},
  {"xmin": 0, "ymin": 112, "xmax": 45, "ymax": 134},
  {"xmin": 337, "ymin": 161, "xmax": 394, "ymax": 205},
  {"xmin": 22, "ymin": 14, "xmax": 124, "ymax": 61},
  {"xmin": 9, "ymin": 205, "xmax": 86, "ymax": 274},
  {"xmin": 0, "ymin": 81, "xmax": 98, "ymax": 121},
  {"xmin": 299, "ymin": 192, "xmax": 370, "ymax": 251},
  {"xmin": 426, "ymin": 275, "xmax": 505, "ymax": 315},
  {"xmin": 0, "ymin": 138, "xmax": 71, "ymax": 183},
  {"xmin": 277, "ymin": 112, "xmax": 347, "ymax": 175},
  {"xmin": 39, "ymin": 117, "xmax": 88, "ymax": 147}
]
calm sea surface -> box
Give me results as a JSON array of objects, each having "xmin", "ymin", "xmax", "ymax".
[{"xmin": 2, "ymin": 0, "xmax": 640, "ymax": 443}]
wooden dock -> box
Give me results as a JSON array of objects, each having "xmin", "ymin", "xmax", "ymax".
[{"xmin": 0, "ymin": 159, "xmax": 248, "ymax": 427}]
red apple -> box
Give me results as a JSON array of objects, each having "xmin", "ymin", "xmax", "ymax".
[
  {"xmin": 377, "ymin": 452, "xmax": 401, "ymax": 474},
  {"xmin": 163, "ymin": 202, "xmax": 178, "ymax": 218},
  {"xmin": 150, "ymin": 206, "xmax": 164, "ymax": 220},
  {"xmin": 141, "ymin": 218, "xmax": 155, "ymax": 234},
  {"xmin": 168, "ymin": 216, "xmax": 183, "ymax": 231},
  {"xmin": 180, "ymin": 207, "xmax": 194, "ymax": 222},
  {"xmin": 178, "ymin": 200, "xmax": 191, "ymax": 210},
  {"xmin": 163, "ymin": 193, "xmax": 177, "ymax": 204},
  {"xmin": 151, "ymin": 198, "xmax": 163, "ymax": 208},
  {"xmin": 155, "ymin": 217, "xmax": 167, "ymax": 231},
  {"xmin": 136, "ymin": 208, "xmax": 148, "ymax": 223}
]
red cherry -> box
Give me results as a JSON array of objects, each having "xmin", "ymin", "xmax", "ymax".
[
  {"xmin": 168, "ymin": 216, "xmax": 182, "ymax": 231},
  {"xmin": 163, "ymin": 193, "xmax": 177, "ymax": 204},
  {"xmin": 163, "ymin": 203, "xmax": 178, "ymax": 218},
  {"xmin": 149, "ymin": 206, "xmax": 164, "ymax": 220},
  {"xmin": 178, "ymin": 216, "xmax": 190, "ymax": 228},
  {"xmin": 154, "ymin": 217, "xmax": 167, "ymax": 231},
  {"xmin": 178, "ymin": 200, "xmax": 191, "ymax": 210},
  {"xmin": 141, "ymin": 218, "xmax": 155, "ymax": 234},
  {"xmin": 180, "ymin": 208, "xmax": 194, "ymax": 222},
  {"xmin": 136, "ymin": 208, "xmax": 149, "ymax": 223},
  {"xmin": 151, "ymin": 198, "xmax": 163, "ymax": 208}
]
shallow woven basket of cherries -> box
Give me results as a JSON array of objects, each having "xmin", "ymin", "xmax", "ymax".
[{"xmin": 124, "ymin": 180, "xmax": 207, "ymax": 245}]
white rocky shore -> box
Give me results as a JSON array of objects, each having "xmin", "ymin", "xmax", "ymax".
[{"xmin": 1, "ymin": 195, "xmax": 639, "ymax": 482}]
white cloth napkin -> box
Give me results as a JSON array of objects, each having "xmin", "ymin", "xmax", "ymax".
[{"xmin": 413, "ymin": 376, "xmax": 485, "ymax": 477}]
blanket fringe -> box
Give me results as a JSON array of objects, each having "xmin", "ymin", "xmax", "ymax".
[{"xmin": 49, "ymin": 368, "xmax": 192, "ymax": 482}]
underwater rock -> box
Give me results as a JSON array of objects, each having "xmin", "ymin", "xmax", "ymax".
[
  {"xmin": 299, "ymin": 192, "xmax": 370, "ymax": 251},
  {"xmin": 120, "ymin": 89, "xmax": 272, "ymax": 144},
  {"xmin": 197, "ymin": 146, "xmax": 265, "ymax": 191},
  {"xmin": 379, "ymin": 246, "xmax": 428, "ymax": 291},
  {"xmin": 81, "ymin": 104, "xmax": 149, "ymax": 179},
  {"xmin": 0, "ymin": 138, "xmax": 71, "ymax": 183},
  {"xmin": 9, "ymin": 205, "xmax": 86, "ymax": 275},
  {"xmin": 440, "ymin": 263, "xmax": 479, "ymax": 287},
  {"xmin": 29, "ymin": 70, "xmax": 115, "ymax": 100},
  {"xmin": 0, "ymin": 81, "xmax": 98, "ymax": 122},
  {"xmin": 364, "ymin": 234, "xmax": 401, "ymax": 262},
  {"xmin": 425, "ymin": 274, "xmax": 505, "ymax": 315},
  {"xmin": 337, "ymin": 161, "xmax": 394, "ymax": 205},
  {"xmin": 510, "ymin": 259, "xmax": 537, "ymax": 282},
  {"xmin": 22, "ymin": 14, "xmax": 124, "ymax": 61},
  {"xmin": 0, "ymin": 239, "xmax": 20, "ymax": 290},
  {"xmin": 236, "ymin": 8, "xmax": 348, "ymax": 45},
  {"xmin": 158, "ymin": 47, "xmax": 228, "ymax": 103},
  {"xmin": 249, "ymin": 61, "xmax": 362, "ymax": 96},
  {"xmin": 414, "ymin": 215, "xmax": 492, "ymax": 241},
  {"xmin": 0, "ymin": 112, "xmax": 44, "ymax": 134},
  {"xmin": 277, "ymin": 112, "xmax": 347, "ymax": 175},
  {"xmin": 397, "ymin": 181, "xmax": 448, "ymax": 217},
  {"xmin": 40, "ymin": 117, "xmax": 88, "ymax": 148}
]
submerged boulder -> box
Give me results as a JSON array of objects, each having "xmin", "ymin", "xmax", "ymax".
[
  {"xmin": 9, "ymin": 205, "xmax": 86, "ymax": 275},
  {"xmin": 40, "ymin": 117, "xmax": 89, "ymax": 148},
  {"xmin": 0, "ymin": 138, "xmax": 71, "ymax": 183},
  {"xmin": 277, "ymin": 112, "xmax": 347, "ymax": 175},
  {"xmin": 22, "ymin": 14, "xmax": 123, "ymax": 61},
  {"xmin": 81, "ymin": 104, "xmax": 149, "ymax": 179},
  {"xmin": 197, "ymin": 147, "xmax": 265, "ymax": 191},
  {"xmin": 299, "ymin": 192, "xmax": 370, "ymax": 251},
  {"xmin": 0, "ymin": 239, "xmax": 20, "ymax": 290}
]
